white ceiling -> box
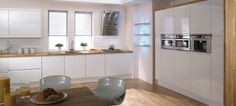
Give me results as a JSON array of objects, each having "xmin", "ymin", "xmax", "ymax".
[{"xmin": 58, "ymin": 0, "xmax": 146, "ymax": 4}]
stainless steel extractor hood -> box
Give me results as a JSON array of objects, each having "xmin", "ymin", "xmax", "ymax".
[{"xmin": 101, "ymin": 11, "xmax": 120, "ymax": 36}]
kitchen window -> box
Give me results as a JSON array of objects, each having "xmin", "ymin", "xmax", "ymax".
[
  {"xmin": 74, "ymin": 12, "xmax": 92, "ymax": 50},
  {"xmin": 48, "ymin": 10, "xmax": 68, "ymax": 50}
]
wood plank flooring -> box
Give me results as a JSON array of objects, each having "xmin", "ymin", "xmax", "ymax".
[
  {"xmin": 71, "ymin": 79, "xmax": 206, "ymax": 106},
  {"xmin": 31, "ymin": 79, "xmax": 206, "ymax": 106}
]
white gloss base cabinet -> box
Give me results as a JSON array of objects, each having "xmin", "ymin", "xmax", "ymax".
[
  {"xmin": 65, "ymin": 56, "xmax": 86, "ymax": 79},
  {"xmin": 85, "ymin": 54, "xmax": 106, "ymax": 78},
  {"xmin": 8, "ymin": 57, "xmax": 41, "ymax": 70},
  {"xmin": 106, "ymin": 54, "xmax": 133, "ymax": 76},
  {"xmin": 42, "ymin": 56, "xmax": 65, "ymax": 77},
  {"xmin": 9, "ymin": 69, "xmax": 41, "ymax": 83},
  {"xmin": 7, "ymin": 57, "xmax": 41, "ymax": 84},
  {"xmin": 0, "ymin": 58, "xmax": 9, "ymax": 73}
]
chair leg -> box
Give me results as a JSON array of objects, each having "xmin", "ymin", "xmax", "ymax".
[{"xmin": 113, "ymin": 93, "xmax": 126, "ymax": 105}]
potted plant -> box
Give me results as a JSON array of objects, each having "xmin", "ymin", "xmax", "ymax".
[
  {"xmin": 80, "ymin": 43, "xmax": 88, "ymax": 50},
  {"xmin": 55, "ymin": 43, "xmax": 63, "ymax": 51}
]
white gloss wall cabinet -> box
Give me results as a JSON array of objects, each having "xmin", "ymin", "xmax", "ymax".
[
  {"xmin": 0, "ymin": 58, "xmax": 9, "ymax": 73},
  {"xmin": 174, "ymin": 5, "xmax": 190, "ymax": 34},
  {"xmin": 190, "ymin": 53, "xmax": 211, "ymax": 99},
  {"xmin": 0, "ymin": 9, "xmax": 41, "ymax": 38},
  {"xmin": 8, "ymin": 57, "xmax": 41, "ymax": 70},
  {"xmin": 9, "ymin": 69, "xmax": 41, "ymax": 83},
  {"xmin": 190, "ymin": 1, "xmax": 211, "ymax": 34},
  {"xmin": 0, "ymin": 10, "xmax": 8, "ymax": 36},
  {"xmin": 159, "ymin": 49, "xmax": 174, "ymax": 89},
  {"xmin": 85, "ymin": 54, "xmax": 105, "ymax": 78},
  {"xmin": 9, "ymin": 10, "xmax": 41, "ymax": 37},
  {"xmin": 65, "ymin": 56, "xmax": 86, "ymax": 79},
  {"xmin": 106, "ymin": 54, "xmax": 133, "ymax": 76},
  {"xmin": 42, "ymin": 56, "xmax": 65, "ymax": 77},
  {"xmin": 174, "ymin": 51, "xmax": 190, "ymax": 91}
]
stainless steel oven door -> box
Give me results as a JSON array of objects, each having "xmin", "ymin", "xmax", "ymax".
[
  {"xmin": 161, "ymin": 39, "xmax": 174, "ymax": 49},
  {"xmin": 175, "ymin": 39, "xmax": 190, "ymax": 51},
  {"xmin": 191, "ymin": 39, "xmax": 211, "ymax": 53}
]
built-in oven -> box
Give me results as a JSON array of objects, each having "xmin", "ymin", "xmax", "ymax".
[
  {"xmin": 191, "ymin": 34, "xmax": 212, "ymax": 53},
  {"xmin": 161, "ymin": 34, "xmax": 175, "ymax": 49},
  {"xmin": 174, "ymin": 34, "xmax": 190, "ymax": 51}
]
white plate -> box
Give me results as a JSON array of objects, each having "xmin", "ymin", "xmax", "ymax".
[{"xmin": 30, "ymin": 92, "xmax": 68, "ymax": 105}]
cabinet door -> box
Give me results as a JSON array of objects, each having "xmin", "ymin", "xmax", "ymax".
[
  {"xmin": 190, "ymin": 53, "xmax": 211, "ymax": 99},
  {"xmin": 106, "ymin": 54, "xmax": 133, "ymax": 76},
  {"xmin": 174, "ymin": 5, "xmax": 190, "ymax": 34},
  {"xmin": 86, "ymin": 54, "xmax": 105, "ymax": 78},
  {"xmin": 0, "ymin": 10, "xmax": 8, "ymax": 36},
  {"xmin": 9, "ymin": 69, "xmax": 41, "ymax": 84},
  {"xmin": 211, "ymin": 3, "xmax": 224, "ymax": 35},
  {"xmin": 161, "ymin": 8, "xmax": 174, "ymax": 34},
  {"xmin": 159, "ymin": 50, "xmax": 174, "ymax": 88},
  {"xmin": 42, "ymin": 56, "xmax": 65, "ymax": 77},
  {"xmin": 9, "ymin": 57, "xmax": 41, "ymax": 70},
  {"xmin": 0, "ymin": 58, "xmax": 9, "ymax": 73},
  {"xmin": 155, "ymin": 11, "xmax": 162, "ymax": 81},
  {"xmin": 9, "ymin": 10, "xmax": 41, "ymax": 37},
  {"xmin": 211, "ymin": 36, "xmax": 224, "ymax": 105},
  {"xmin": 190, "ymin": 1, "xmax": 211, "ymax": 34},
  {"xmin": 65, "ymin": 56, "xmax": 86, "ymax": 79},
  {"xmin": 174, "ymin": 51, "xmax": 190, "ymax": 91}
]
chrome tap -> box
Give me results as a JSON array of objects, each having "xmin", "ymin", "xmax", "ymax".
[{"xmin": 4, "ymin": 40, "xmax": 12, "ymax": 54}]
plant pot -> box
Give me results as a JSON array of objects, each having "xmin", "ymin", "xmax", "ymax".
[
  {"xmin": 58, "ymin": 47, "xmax": 62, "ymax": 51},
  {"xmin": 82, "ymin": 46, "xmax": 87, "ymax": 51}
]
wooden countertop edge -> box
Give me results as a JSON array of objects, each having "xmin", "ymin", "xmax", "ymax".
[{"xmin": 0, "ymin": 51, "xmax": 133, "ymax": 58}]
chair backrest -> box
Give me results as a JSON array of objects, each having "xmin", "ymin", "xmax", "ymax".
[
  {"xmin": 40, "ymin": 75, "xmax": 71, "ymax": 91},
  {"xmin": 97, "ymin": 77, "xmax": 125, "ymax": 91}
]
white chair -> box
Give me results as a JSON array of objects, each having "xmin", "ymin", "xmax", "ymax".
[
  {"xmin": 40, "ymin": 75, "xmax": 71, "ymax": 91},
  {"xmin": 93, "ymin": 77, "xmax": 126, "ymax": 105}
]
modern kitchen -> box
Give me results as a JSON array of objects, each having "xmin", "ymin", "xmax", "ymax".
[{"xmin": 0, "ymin": 0, "xmax": 228, "ymax": 106}]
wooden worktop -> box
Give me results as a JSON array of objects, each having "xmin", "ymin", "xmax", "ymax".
[{"xmin": 0, "ymin": 50, "xmax": 133, "ymax": 58}]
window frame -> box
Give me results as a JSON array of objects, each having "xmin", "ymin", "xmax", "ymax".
[
  {"xmin": 48, "ymin": 10, "xmax": 68, "ymax": 36},
  {"xmin": 74, "ymin": 11, "xmax": 93, "ymax": 36}
]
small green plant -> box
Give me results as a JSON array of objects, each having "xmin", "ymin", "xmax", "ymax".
[
  {"xmin": 80, "ymin": 43, "xmax": 88, "ymax": 47},
  {"xmin": 55, "ymin": 43, "xmax": 63, "ymax": 48}
]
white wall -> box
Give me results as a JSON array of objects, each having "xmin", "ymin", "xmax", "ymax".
[{"xmin": 0, "ymin": 0, "xmax": 128, "ymax": 52}]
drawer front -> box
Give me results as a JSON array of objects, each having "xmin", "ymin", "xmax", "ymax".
[
  {"xmin": 9, "ymin": 69, "xmax": 42, "ymax": 83},
  {"xmin": 9, "ymin": 57, "xmax": 41, "ymax": 70}
]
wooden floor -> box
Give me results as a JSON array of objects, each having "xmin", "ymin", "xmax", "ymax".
[{"xmin": 70, "ymin": 79, "xmax": 206, "ymax": 106}]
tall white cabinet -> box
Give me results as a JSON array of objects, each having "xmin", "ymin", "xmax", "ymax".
[
  {"xmin": 155, "ymin": 0, "xmax": 224, "ymax": 106},
  {"xmin": 190, "ymin": 53, "xmax": 211, "ymax": 99},
  {"xmin": 174, "ymin": 5, "xmax": 190, "ymax": 34},
  {"xmin": 158, "ymin": 50, "xmax": 174, "ymax": 88},
  {"xmin": 190, "ymin": 1, "xmax": 211, "ymax": 34},
  {"xmin": 174, "ymin": 51, "xmax": 190, "ymax": 91}
]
